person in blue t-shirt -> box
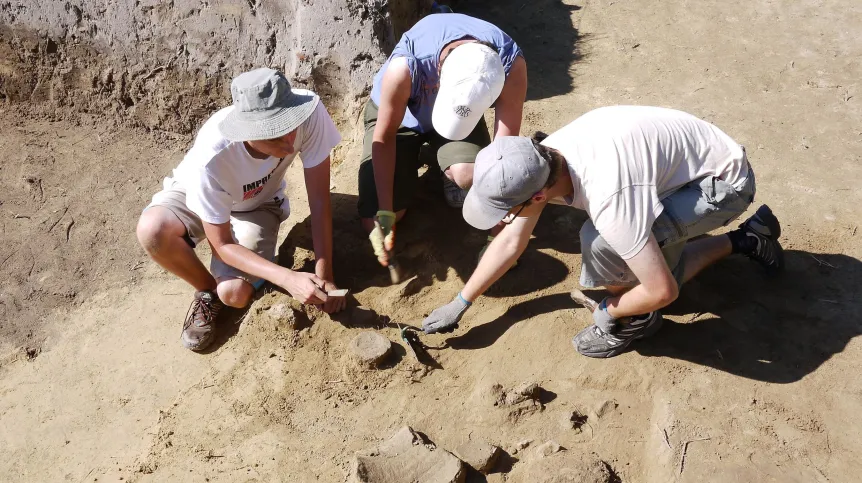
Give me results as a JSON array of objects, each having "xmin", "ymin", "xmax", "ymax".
[{"xmin": 359, "ymin": 13, "xmax": 528, "ymax": 268}]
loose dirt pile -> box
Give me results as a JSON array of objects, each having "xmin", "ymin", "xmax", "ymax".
[{"xmin": 2, "ymin": 0, "xmax": 862, "ymax": 482}]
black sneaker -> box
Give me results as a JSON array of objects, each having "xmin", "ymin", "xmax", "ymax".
[
  {"xmin": 572, "ymin": 311, "xmax": 663, "ymax": 358},
  {"xmin": 740, "ymin": 204, "xmax": 784, "ymax": 272},
  {"xmin": 181, "ymin": 290, "xmax": 223, "ymax": 352}
]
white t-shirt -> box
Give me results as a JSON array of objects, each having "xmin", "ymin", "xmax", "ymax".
[
  {"xmin": 166, "ymin": 101, "xmax": 341, "ymax": 224},
  {"xmin": 544, "ymin": 105, "xmax": 749, "ymax": 259}
]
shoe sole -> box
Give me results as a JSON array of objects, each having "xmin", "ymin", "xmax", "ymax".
[{"xmin": 572, "ymin": 316, "xmax": 664, "ymax": 359}]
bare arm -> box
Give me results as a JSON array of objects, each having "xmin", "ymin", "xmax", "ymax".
[
  {"xmin": 372, "ymin": 57, "xmax": 412, "ymax": 212},
  {"xmin": 304, "ymin": 157, "xmax": 346, "ymax": 313},
  {"xmin": 461, "ymin": 201, "xmax": 545, "ymax": 301},
  {"xmin": 203, "ymin": 221, "xmax": 328, "ymax": 305},
  {"xmin": 493, "ymin": 56, "xmax": 527, "ymax": 138},
  {"xmin": 305, "ymin": 157, "xmax": 334, "ymax": 281},
  {"xmin": 604, "ymin": 234, "xmax": 679, "ymax": 317}
]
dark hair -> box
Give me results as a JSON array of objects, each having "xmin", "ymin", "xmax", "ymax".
[
  {"xmin": 439, "ymin": 39, "xmax": 499, "ymax": 72},
  {"xmin": 531, "ymin": 134, "xmax": 564, "ymax": 189}
]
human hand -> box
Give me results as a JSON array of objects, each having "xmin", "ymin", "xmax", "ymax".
[
  {"xmin": 321, "ymin": 281, "xmax": 347, "ymax": 314},
  {"xmin": 592, "ymin": 298, "xmax": 617, "ymax": 334},
  {"xmin": 278, "ymin": 271, "xmax": 328, "ymax": 305},
  {"xmin": 422, "ymin": 293, "xmax": 471, "ymax": 334},
  {"xmin": 369, "ymin": 210, "xmax": 397, "ymax": 266}
]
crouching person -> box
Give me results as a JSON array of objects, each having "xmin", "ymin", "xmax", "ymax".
[
  {"xmin": 137, "ymin": 68, "xmax": 346, "ymax": 352},
  {"xmin": 422, "ymin": 106, "xmax": 784, "ymax": 359}
]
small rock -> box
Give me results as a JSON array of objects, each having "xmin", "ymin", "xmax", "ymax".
[
  {"xmin": 455, "ymin": 440, "xmax": 500, "ymax": 474},
  {"xmin": 266, "ymin": 303, "xmax": 297, "ymax": 329},
  {"xmin": 349, "ymin": 426, "xmax": 466, "ymax": 483},
  {"xmin": 515, "ymin": 439, "xmax": 533, "ymax": 451},
  {"xmin": 351, "ymin": 306, "xmax": 377, "ymax": 326},
  {"xmin": 536, "ymin": 441, "xmax": 565, "ymax": 458},
  {"xmin": 348, "ymin": 332, "xmax": 392, "ymax": 368},
  {"xmin": 594, "ymin": 400, "xmax": 618, "ymax": 419},
  {"xmin": 503, "ymin": 382, "xmax": 541, "ymax": 405}
]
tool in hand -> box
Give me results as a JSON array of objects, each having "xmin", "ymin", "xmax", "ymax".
[
  {"xmin": 398, "ymin": 323, "xmax": 420, "ymax": 362},
  {"xmin": 374, "ymin": 220, "xmax": 404, "ymax": 284},
  {"xmin": 570, "ymin": 288, "xmax": 599, "ymax": 312}
]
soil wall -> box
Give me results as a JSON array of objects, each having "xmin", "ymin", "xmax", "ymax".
[{"xmin": 0, "ymin": 0, "xmax": 432, "ymax": 133}]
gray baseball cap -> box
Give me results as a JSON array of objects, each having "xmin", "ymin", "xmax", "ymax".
[
  {"xmin": 462, "ymin": 136, "xmax": 550, "ymax": 230},
  {"xmin": 218, "ymin": 68, "xmax": 319, "ymax": 142}
]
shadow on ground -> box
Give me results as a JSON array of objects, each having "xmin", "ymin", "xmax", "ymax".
[
  {"xmin": 277, "ymin": 188, "xmax": 578, "ymax": 298},
  {"xmin": 452, "ymin": 0, "xmax": 584, "ymax": 101},
  {"xmin": 446, "ymin": 250, "xmax": 862, "ymax": 384},
  {"xmin": 634, "ymin": 250, "xmax": 862, "ymax": 383}
]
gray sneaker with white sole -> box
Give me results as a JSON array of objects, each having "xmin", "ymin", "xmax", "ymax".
[{"xmin": 572, "ymin": 311, "xmax": 664, "ymax": 358}]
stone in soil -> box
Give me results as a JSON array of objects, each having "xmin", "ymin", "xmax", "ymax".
[
  {"xmin": 594, "ymin": 399, "xmax": 618, "ymax": 419},
  {"xmin": 454, "ymin": 440, "xmax": 501, "ymax": 474},
  {"xmin": 536, "ymin": 440, "xmax": 565, "ymax": 458},
  {"xmin": 265, "ymin": 303, "xmax": 297, "ymax": 330},
  {"xmin": 504, "ymin": 381, "xmax": 541, "ymax": 405},
  {"xmin": 349, "ymin": 426, "xmax": 466, "ymax": 483},
  {"xmin": 508, "ymin": 451, "xmax": 613, "ymax": 483},
  {"xmin": 349, "ymin": 331, "xmax": 392, "ymax": 368}
]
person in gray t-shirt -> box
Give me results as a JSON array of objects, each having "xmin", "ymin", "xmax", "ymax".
[
  {"xmin": 420, "ymin": 108, "xmax": 786, "ymax": 359},
  {"xmin": 359, "ymin": 13, "xmax": 528, "ymax": 270}
]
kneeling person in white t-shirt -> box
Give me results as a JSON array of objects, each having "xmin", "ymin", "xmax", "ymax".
[
  {"xmin": 421, "ymin": 106, "xmax": 785, "ymax": 359},
  {"xmin": 137, "ymin": 68, "xmax": 345, "ymax": 352}
]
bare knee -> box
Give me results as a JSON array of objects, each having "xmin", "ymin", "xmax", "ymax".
[
  {"xmin": 136, "ymin": 207, "xmax": 186, "ymax": 255},
  {"xmin": 445, "ymin": 163, "xmax": 474, "ymax": 189},
  {"xmin": 217, "ymin": 279, "xmax": 254, "ymax": 308}
]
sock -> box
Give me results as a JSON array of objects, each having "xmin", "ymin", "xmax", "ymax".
[{"xmin": 727, "ymin": 228, "xmax": 755, "ymax": 254}]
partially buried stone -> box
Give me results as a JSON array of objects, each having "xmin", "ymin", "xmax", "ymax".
[
  {"xmin": 455, "ymin": 440, "xmax": 500, "ymax": 474},
  {"xmin": 536, "ymin": 440, "xmax": 564, "ymax": 458},
  {"xmin": 266, "ymin": 303, "xmax": 297, "ymax": 330},
  {"xmin": 349, "ymin": 426, "xmax": 466, "ymax": 483},
  {"xmin": 349, "ymin": 331, "xmax": 392, "ymax": 367}
]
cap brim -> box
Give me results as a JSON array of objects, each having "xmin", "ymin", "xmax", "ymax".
[
  {"xmin": 462, "ymin": 189, "xmax": 511, "ymax": 230},
  {"xmin": 218, "ymin": 90, "xmax": 319, "ymax": 142},
  {"xmin": 432, "ymin": 103, "xmax": 482, "ymax": 141}
]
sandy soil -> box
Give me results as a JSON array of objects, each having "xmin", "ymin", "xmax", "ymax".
[{"xmin": 2, "ymin": 0, "xmax": 861, "ymax": 481}]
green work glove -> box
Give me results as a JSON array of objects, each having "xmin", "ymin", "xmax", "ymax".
[{"xmin": 369, "ymin": 210, "xmax": 397, "ymax": 262}]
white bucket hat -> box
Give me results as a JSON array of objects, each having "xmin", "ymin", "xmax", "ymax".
[
  {"xmin": 218, "ymin": 68, "xmax": 319, "ymax": 142},
  {"xmin": 432, "ymin": 42, "xmax": 506, "ymax": 141}
]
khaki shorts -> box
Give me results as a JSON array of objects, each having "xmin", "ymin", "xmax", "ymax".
[{"xmin": 145, "ymin": 181, "xmax": 289, "ymax": 285}]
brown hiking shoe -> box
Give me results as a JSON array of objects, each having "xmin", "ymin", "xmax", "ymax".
[{"xmin": 181, "ymin": 290, "xmax": 223, "ymax": 351}]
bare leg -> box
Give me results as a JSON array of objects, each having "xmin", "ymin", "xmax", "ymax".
[
  {"xmin": 137, "ymin": 207, "xmax": 216, "ymax": 291},
  {"xmin": 679, "ymin": 234, "xmax": 733, "ymax": 284},
  {"xmin": 216, "ymin": 278, "xmax": 255, "ymax": 308}
]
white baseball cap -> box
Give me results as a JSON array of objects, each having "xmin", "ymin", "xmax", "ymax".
[{"xmin": 432, "ymin": 42, "xmax": 506, "ymax": 141}]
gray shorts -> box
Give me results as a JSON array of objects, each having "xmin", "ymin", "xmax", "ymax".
[
  {"xmin": 145, "ymin": 181, "xmax": 289, "ymax": 286},
  {"xmin": 579, "ymin": 171, "xmax": 756, "ymax": 288}
]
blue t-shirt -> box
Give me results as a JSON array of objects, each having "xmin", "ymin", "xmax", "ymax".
[{"xmin": 370, "ymin": 13, "xmax": 523, "ymax": 133}]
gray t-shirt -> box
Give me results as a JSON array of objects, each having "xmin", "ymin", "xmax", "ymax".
[
  {"xmin": 544, "ymin": 106, "xmax": 750, "ymax": 259},
  {"xmin": 370, "ymin": 13, "xmax": 523, "ymax": 133}
]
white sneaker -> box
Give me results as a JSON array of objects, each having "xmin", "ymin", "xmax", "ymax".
[{"xmin": 442, "ymin": 176, "xmax": 468, "ymax": 208}]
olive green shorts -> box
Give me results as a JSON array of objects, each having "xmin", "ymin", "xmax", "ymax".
[{"xmin": 357, "ymin": 100, "xmax": 491, "ymax": 218}]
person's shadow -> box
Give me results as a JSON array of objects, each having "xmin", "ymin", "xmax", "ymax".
[
  {"xmin": 276, "ymin": 190, "xmax": 576, "ymax": 299},
  {"xmin": 634, "ymin": 250, "xmax": 862, "ymax": 383},
  {"xmin": 453, "ymin": 0, "xmax": 585, "ymax": 101},
  {"xmin": 446, "ymin": 249, "xmax": 862, "ymax": 384}
]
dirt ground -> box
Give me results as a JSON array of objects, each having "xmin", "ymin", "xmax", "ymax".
[{"xmin": 2, "ymin": 0, "xmax": 861, "ymax": 481}]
